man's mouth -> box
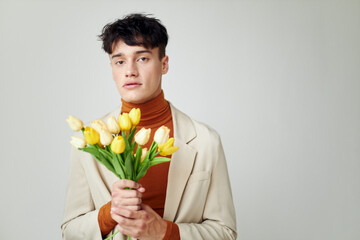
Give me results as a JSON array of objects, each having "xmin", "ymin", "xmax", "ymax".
[{"xmin": 123, "ymin": 82, "xmax": 142, "ymax": 89}]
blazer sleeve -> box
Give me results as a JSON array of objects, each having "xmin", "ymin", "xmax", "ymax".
[
  {"xmin": 177, "ymin": 133, "xmax": 237, "ymax": 240},
  {"xmin": 61, "ymin": 146, "xmax": 103, "ymax": 240}
]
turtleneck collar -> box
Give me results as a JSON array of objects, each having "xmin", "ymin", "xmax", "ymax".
[{"xmin": 121, "ymin": 90, "xmax": 172, "ymax": 128}]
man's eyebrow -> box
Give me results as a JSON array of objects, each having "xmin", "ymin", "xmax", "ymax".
[
  {"xmin": 111, "ymin": 53, "xmax": 122, "ymax": 59},
  {"xmin": 135, "ymin": 50, "xmax": 152, "ymax": 55},
  {"xmin": 111, "ymin": 50, "xmax": 152, "ymax": 59}
]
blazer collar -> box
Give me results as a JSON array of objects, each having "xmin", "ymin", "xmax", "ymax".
[{"xmin": 163, "ymin": 103, "xmax": 197, "ymax": 221}]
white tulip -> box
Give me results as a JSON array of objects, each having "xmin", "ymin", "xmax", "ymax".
[
  {"xmin": 91, "ymin": 119, "xmax": 108, "ymax": 133},
  {"xmin": 107, "ymin": 116, "xmax": 120, "ymax": 134},
  {"xmin": 135, "ymin": 128, "xmax": 151, "ymax": 145},
  {"xmin": 141, "ymin": 148, "xmax": 148, "ymax": 162},
  {"xmin": 66, "ymin": 116, "xmax": 84, "ymax": 131},
  {"xmin": 100, "ymin": 130, "xmax": 113, "ymax": 146},
  {"xmin": 154, "ymin": 126, "xmax": 170, "ymax": 145},
  {"xmin": 134, "ymin": 148, "xmax": 148, "ymax": 162},
  {"xmin": 70, "ymin": 136, "xmax": 87, "ymax": 148}
]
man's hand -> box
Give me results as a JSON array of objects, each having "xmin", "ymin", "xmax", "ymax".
[
  {"xmin": 110, "ymin": 179, "xmax": 167, "ymax": 239},
  {"xmin": 111, "ymin": 203, "xmax": 167, "ymax": 240},
  {"xmin": 111, "ymin": 179, "xmax": 145, "ymax": 211}
]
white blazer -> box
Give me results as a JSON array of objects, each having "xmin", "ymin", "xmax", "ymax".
[{"xmin": 61, "ymin": 103, "xmax": 237, "ymax": 240}]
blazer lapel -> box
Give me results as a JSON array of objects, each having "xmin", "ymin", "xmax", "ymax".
[{"xmin": 163, "ymin": 103, "xmax": 197, "ymax": 221}]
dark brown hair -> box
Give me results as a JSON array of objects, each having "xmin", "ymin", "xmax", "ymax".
[{"xmin": 99, "ymin": 13, "xmax": 168, "ymax": 59}]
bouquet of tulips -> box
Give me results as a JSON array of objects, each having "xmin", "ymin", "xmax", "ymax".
[
  {"xmin": 66, "ymin": 108, "xmax": 178, "ymax": 182},
  {"xmin": 66, "ymin": 108, "xmax": 178, "ymax": 239}
]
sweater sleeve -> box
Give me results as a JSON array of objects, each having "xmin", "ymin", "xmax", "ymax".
[
  {"xmin": 162, "ymin": 221, "xmax": 180, "ymax": 240},
  {"xmin": 98, "ymin": 201, "xmax": 118, "ymax": 236}
]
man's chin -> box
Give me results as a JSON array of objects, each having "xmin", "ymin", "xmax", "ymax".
[
  {"xmin": 121, "ymin": 94, "xmax": 147, "ymax": 104},
  {"xmin": 119, "ymin": 88, "xmax": 161, "ymax": 104}
]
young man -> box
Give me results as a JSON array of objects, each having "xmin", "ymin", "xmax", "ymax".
[{"xmin": 62, "ymin": 14, "xmax": 237, "ymax": 240}]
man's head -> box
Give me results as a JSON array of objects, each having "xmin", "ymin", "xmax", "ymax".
[
  {"xmin": 99, "ymin": 13, "xmax": 168, "ymax": 59},
  {"xmin": 99, "ymin": 14, "xmax": 169, "ymax": 104}
]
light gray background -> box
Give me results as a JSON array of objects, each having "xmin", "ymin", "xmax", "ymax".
[{"xmin": 0, "ymin": 0, "xmax": 359, "ymax": 239}]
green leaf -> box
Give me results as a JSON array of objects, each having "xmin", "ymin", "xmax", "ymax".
[
  {"xmin": 148, "ymin": 142, "xmax": 159, "ymax": 159},
  {"xmin": 136, "ymin": 160, "xmax": 150, "ymax": 182},
  {"xmin": 122, "ymin": 131, "xmax": 131, "ymax": 151},
  {"xmin": 107, "ymin": 147, "xmax": 125, "ymax": 179},
  {"xmin": 111, "ymin": 154, "xmax": 125, "ymax": 179},
  {"xmin": 128, "ymin": 127, "xmax": 137, "ymax": 145},
  {"xmin": 149, "ymin": 141, "xmax": 157, "ymax": 152},
  {"xmin": 116, "ymin": 153, "xmax": 126, "ymax": 173},
  {"xmin": 131, "ymin": 141, "xmax": 136, "ymax": 153},
  {"xmin": 124, "ymin": 153, "xmax": 134, "ymax": 180},
  {"xmin": 95, "ymin": 145, "xmax": 112, "ymax": 161},
  {"xmin": 138, "ymin": 149, "xmax": 151, "ymax": 172},
  {"xmin": 150, "ymin": 157, "xmax": 171, "ymax": 167},
  {"xmin": 80, "ymin": 145, "xmax": 100, "ymax": 158},
  {"xmin": 153, "ymin": 151, "xmax": 161, "ymax": 158},
  {"xmin": 134, "ymin": 145, "xmax": 142, "ymax": 174},
  {"xmin": 98, "ymin": 148, "xmax": 113, "ymax": 160},
  {"xmin": 91, "ymin": 153, "xmax": 117, "ymax": 176},
  {"xmin": 111, "ymin": 147, "xmax": 124, "ymax": 164}
]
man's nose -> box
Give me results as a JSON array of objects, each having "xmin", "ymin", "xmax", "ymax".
[{"xmin": 125, "ymin": 62, "xmax": 138, "ymax": 77}]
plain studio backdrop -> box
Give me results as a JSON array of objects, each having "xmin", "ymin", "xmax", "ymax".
[{"xmin": 0, "ymin": 0, "xmax": 359, "ymax": 239}]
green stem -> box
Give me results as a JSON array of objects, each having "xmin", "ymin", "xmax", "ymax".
[
  {"xmin": 103, "ymin": 231, "xmax": 130, "ymax": 240},
  {"xmin": 104, "ymin": 230, "xmax": 118, "ymax": 240}
]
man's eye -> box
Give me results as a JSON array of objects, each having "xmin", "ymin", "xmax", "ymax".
[
  {"xmin": 116, "ymin": 60, "xmax": 124, "ymax": 65},
  {"xmin": 138, "ymin": 57, "xmax": 148, "ymax": 62}
]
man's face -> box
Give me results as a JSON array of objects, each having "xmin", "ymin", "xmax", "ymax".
[{"xmin": 110, "ymin": 40, "xmax": 168, "ymax": 104}]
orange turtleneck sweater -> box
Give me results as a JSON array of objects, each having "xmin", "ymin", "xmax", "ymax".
[{"xmin": 98, "ymin": 91, "xmax": 180, "ymax": 239}]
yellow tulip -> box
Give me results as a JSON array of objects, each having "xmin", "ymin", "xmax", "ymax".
[
  {"xmin": 66, "ymin": 116, "xmax": 84, "ymax": 131},
  {"xmin": 107, "ymin": 116, "xmax": 120, "ymax": 134},
  {"xmin": 111, "ymin": 136, "xmax": 126, "ymax": 154},
  {"xmin": 100, "ymin": 129, "xmax": 113, "ymax": 146},
  {"xmin": 83, "ymin": 126, "xmax": 100, "ymax": 145},
  {"xmin": 119, "ymin": 113, "xmax": 132, "ymax": 131},
  {"xmin": 135, "ymin": 128, "xmax": 151, "ymax": 145},
  {"xmin": 154, "ymin": 126, "xmax": 170, "ymax": 145},
  {"xmin": 70, "ymin": 136, "xmax": 87, "ymax": 148},
  {"xmin": 129, "ymin": 108, "xmax": 141, "ymax": 126},
  {"xmin": 91, "ymin": 119, "xmax": 108, "ymax": 133},
  {"xmin": 158, "ymin": 138, "xmax": 179, "ymax": 156}
]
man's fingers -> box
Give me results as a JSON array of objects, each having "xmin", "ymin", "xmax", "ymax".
[
  {"xmin": 113, "ymin": 215, "xmax": 146, "ymax": 238},
  {"xmin": 112, "ymin": 179, "xmax": 143, "ymax": 190},
  {"xmin": 113, "ymin": 197, "xmax": 142, "ymax": 207},
  {"xmin": 140, "ymin": 203, "xmax": 150, "ymax": 211},
  {"xmin": 112, "ymin": 188, "xmax": 142, "ymax": 199},
  {"xmin": 137, "ymin": 186, "xmax": 145, "ymax": 193},
  {"xmin": 111, "ymin": 207, "xmax": 142, "ymax": 219},
  {"xmin": 122, "ymin": 205, "xmax": 141, "ymax": 211},
  {"xmin": 111, "ymin": 197, "xmax": 142, "ymax": 210},
  {"xmin": 116, "ymin": 224, "xmax": 140, "ymax": 239},
  {"xmin": 112, "ymin": 198, "xmax": 142, "ymax": 211},
  {"xmin": 140, "ymin": 203, "xmax": 155, "ymax": 214}
]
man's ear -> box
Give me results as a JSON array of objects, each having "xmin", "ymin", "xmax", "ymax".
[{"xmin": 161, "ymin": 56, "xmax": 169, "ymax": 74}]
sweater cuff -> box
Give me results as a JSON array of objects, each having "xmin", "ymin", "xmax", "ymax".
[
  {"xmin": 98, "ymin": 201, "xmax": 118, "ymax": 236},
  {"xmin": 162, "ymin": 220, "xmax": 180, "ymax": 240}
]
